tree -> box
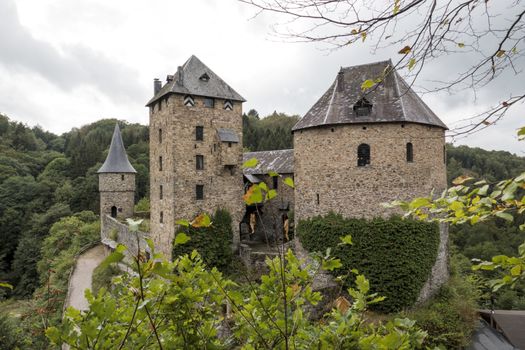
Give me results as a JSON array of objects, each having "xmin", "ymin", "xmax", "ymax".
[{"xmin": 240, "ymin": 0, "xmax": 525, "ymax": 137}]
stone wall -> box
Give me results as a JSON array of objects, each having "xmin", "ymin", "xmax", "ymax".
[
  {"xmin": 150, "ymin": 94, "xmax": 244, "ymax": 258},
  {"xmin": 293, "ymin": 123, "xmax": 447, "ymax": 222},
  {"xmin": 99, "ymin": 173, "xmax": 135, "ymax": 219},
  {"xmin": 101, "ymin": 215, "xmax": 150, "ymax": 260}
]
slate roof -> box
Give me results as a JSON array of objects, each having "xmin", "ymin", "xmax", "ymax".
[
  {"xmin": 243, "ymin": 149, "xmax": 294, "ymax": 175},
  {"xmin": 217, "ymin": 128, "xmax": 240, "ymax": 143},
  {"xmin": 469, "ymin": 320, "xmax": 516, "ymax": 350},
  {"xmin": 97, "ymin": 124, "xmax": 137, "ymax": 173},
  {"xmin": 292, "ymin": 60, "xmax": 447, "ymax": 132},
  {"xmin": 479, "ymin": 310, "xmax": 525, "ymax": 349},
  {"xmin": 146, "ymin": 55, "xmax": 245, "ymax": 106}
]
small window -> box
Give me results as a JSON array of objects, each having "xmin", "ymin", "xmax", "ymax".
[
  {"xmin": 406, "ymin": 142, "xmax": 414, "ymax": 162},
  {"xmin": 273, "ymin": 176, "xmax": 278, "ymax": 189},
  {"xmin": 196, "ymin": 155, "xmax": 204, "ymax": 170},
  {"xmin": 121, "ymin": 174, "xmax": 125, "ymax": 181},
  {"xmin": 357, "ymin": 143, "xmax": 370, "ymax": 166},
  {"xmin": 160, "ymin": 211, "xmax": 164, "ymax": 223},
  {"xmin": 353, "ymin": 98, "xmax": 372, "ymax": 117},
  {"xmin": 158, "ymin": 100, "xmax": 162, "ymax": 111},
  {"xmin": 196, "ymin": 185, "xmax": 204, "ymax": 200},
  {"xmin": 316, "ymin": 194, "xmax": 320, "ymax": 205},
  {"xmin": 224, "ymin": 100, "xmax": 233, "ymax": 111},
  {"xmin": 159, "ymin": 128, "xmax": 162, "ymax": 143},
  {"xmin": 204, "ymin": 97, "xmax": 215, "ymax": 108},
  {"xmin": 199, "ymin": 73, "xmax": 210, "ymax": 82},
  {"xmin": 443, "ymin": 145, "xmax": 446, "ymax": 164},
  {"xmin": 160, "ymin": 185, "xmax": 163, "ymax": 200},
  {"xmin": 184, "ymin": 95, "xmax": 195, "ymax": 107},
  {"xmin": 228, "ymin": 142, "xmax": 232, "ymax": 148},
  {"xmin": 159, "ymin": 156, "xmax": 163, "ymax": 171},
  {"xmin": 196, "ymin": 126, "xmax": 204, "ymax": 141}
]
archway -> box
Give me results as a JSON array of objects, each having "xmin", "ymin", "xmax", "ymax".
[{"xmin": 111, "ymin": 206, "xmax": 117, "ymax": 218}]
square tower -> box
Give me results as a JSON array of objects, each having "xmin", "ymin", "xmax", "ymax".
[{"xmin": 147, "ymin": 55, "xmax": 246, "ymax": 258}]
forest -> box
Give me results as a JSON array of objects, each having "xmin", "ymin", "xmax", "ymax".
[{"xmin": 1, "ymin": 111, "xmax": 525, "ymax": 347}]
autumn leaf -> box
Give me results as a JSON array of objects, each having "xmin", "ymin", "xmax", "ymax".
[
  {"xmin": 496, "ymin": 50, "xmax": 506, "ymax": 58},
  {"xmin": 457, "ymin": 43, "xmax": 465, "ymax": 48},
  {"xmin": 191, "ymin": 213, "xmax": 212, "ymax": 228},
  {"xmin": 398, "ymin": 46, "xmax": 411, "ymax": 54},
  {"xmin": 243, "ymin": 184, "xmax": 263, "ymax": 205},
  {"xmin": 361, "ymin": 32, "xmax": 367, "ymax": 42},
  {"xmin": 335, "ymin": 296, "xmax": 351, "ymax": 314}
]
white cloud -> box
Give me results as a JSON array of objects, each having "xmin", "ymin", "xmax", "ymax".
[{"xmin": 0, "ymin": 0, "xmax": 522, "ymax": 154}]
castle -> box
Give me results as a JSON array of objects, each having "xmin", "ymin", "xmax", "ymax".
[{"xmin": 98, "ymin": 55, "xmax": 447, "ymax": 269}]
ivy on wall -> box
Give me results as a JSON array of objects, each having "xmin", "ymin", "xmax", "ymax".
[
  {"xmin": 298, "ymin": 213, "xmax": 440, "ymax": 312},
  {"xmin": 172, "ymin": 209, "xmax": 233, "ymax": 270}
]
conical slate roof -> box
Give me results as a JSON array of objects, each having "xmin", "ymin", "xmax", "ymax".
[
  {"xmin": 146, "ymin": 55, "xmax": 246, "ymax": 106},
  {"xmin": 292, "ymin": 60, "xmax": 447, "ymax": 132},
  {"xmin": 97, "ymin": 123, "xmax": 137, "ymax": 173}
]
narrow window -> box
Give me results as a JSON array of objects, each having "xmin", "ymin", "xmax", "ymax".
[
  {"xmin": 228, "ymin": 142, "xmax": 232, "ymax": 148},
  {"xmin": 111, "ymin": 206, "xmax": 117, "ymax": 218},
  {"xmin": 406, "ymin": 142, "xmax": 414, "ymax": 162},
  {"xmin": 184, "ymin": 95, "xmax": 195, "ymax": 107},
  {"xmin": 159, "ymin": 128, "xmax": 162, "ymax": 143},
  {"xmin": 273, "ymin": 176, "xmax": 278, "ymax": 189},
  {"xmin": 204, "ymin": 97, "xmax": 215, "ymax": 108},
  {"xmin": 316, "ymin": 194, "xmax": 320, "ymax": 205},
  {"xmin": 443, "ymin": 145, "xmax": 446, "ymax": 164},
  {"xmin": 224, "ymin": 100, "xmax": 233, "ymax": 110},
  {"xmin": 121, "ymin": 174, "xmax": 125, "ymax": 181},
  {"xmin": 160, "ymin": 211, "xmax": 164, "ymax": 223},
  {"xmin": 196, "ymin": 155, "xmax": 204, "ymax": 170},
  {"xmin": 159, "ymin": 156, "xmax": 163, "ymax": 171},
  {"xmin": 196, "ymin": 126, "xmax": 204, "ymax": 141},
  {"xmin": 196, "ymin": 185, "xmax": 204, "ymax": 200},
  {"xmin": 357, "ymin": 144, "xmax": 370, "ymax": 166},
  {"xmin": 158, "ymin": 100, "xmax": 162, "ymax": 111},
  {"xmin": 160, "ymin": 185, "xmax": 163, "ymax": 200}
]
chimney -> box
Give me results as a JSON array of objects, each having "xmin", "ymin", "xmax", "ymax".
[
  {"xmin": 337, "ymin": 69, "xmax": 344, "ymax": 92},
  {"xmin": 153, "ymin": 78, "xmax": 161, "ymax": 95},
  {"xmin": 166, "ymin": 74, "xmax": 174, "ymax": 83},
  {"xmin": 176, "ymin": 66, "xmax": 183, "ymax": 86}
]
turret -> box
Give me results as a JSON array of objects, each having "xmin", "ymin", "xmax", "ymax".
[{"xmin": 98, "ymin": 123, "xmax": 137, "ymax": 219}]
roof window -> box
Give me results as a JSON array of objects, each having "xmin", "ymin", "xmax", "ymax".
[
  {"xmin": 199, "ymin": 73, "xmax": 210, "ymax": 82},
  {"xmin": 353, "ymin": 98, "xmax": 372, "ymax": 117}
]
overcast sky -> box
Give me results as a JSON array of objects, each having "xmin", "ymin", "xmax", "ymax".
[{"xmin": 0, "ymin": 0, "xmax": 523, "ymax": 154}]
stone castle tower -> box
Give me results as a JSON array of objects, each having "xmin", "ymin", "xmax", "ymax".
[
  {"xmin": 97, "ymin": 123, "xmax": 137, "ymax": 220},
  {"xmin": 147, "ymin": 55, "xmax": 246, "ymax": 258},
  {"xmin": 292, "ymin": 60, "xmax": 448, "ymax": 223}
]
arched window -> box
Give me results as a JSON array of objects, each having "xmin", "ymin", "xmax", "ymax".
[
  {"xmin": 111, "ymin": 206, "xmax": 117, "ymax": 218},
  {"xmin": 353, "ymin": 98, "xmax": 372, "ymax": 117},
  {"xmin": 357, "ymin": 144, "xmax": 370, "ymax": 166},
  {"xmin": 406, "ymin": 142, "xmax": 413, "ymax": 162}
]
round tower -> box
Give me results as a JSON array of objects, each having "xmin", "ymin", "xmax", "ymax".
[{"xmin": 97, "ymin": 123, "xmax": 137, "ymax": 219}]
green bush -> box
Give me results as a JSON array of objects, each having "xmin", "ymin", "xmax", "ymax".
[
  {"xmin": 298, "ymin": 213, "xmax": 440, "ymax": 312},
  {"xmin": 402, "ymin": 275, "xmax": 479, "ymax": 348},
  {"xmin": 134, "ymin": 197, "xmax": 150, "ymax": 212},
  {"xmin": 172, "ymin": 209, "xmax": 233, "ymax": 269},
  {"xmin": 0, "ymin": 312, "xmax": 24, "ymax": 350},
  {"xmin": 92, "ymin": 262, "xmax": 120, "ymax": 295}
]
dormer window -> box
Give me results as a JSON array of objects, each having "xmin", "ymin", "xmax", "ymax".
[
  {"xmin": 199, "ymin": 73, "xmax": 210, "ymax": 82},
  {"xmin": 184, "ymin": 95, "xmax": 195, "ymax": 107},
  {"xmin": 224, "ymin": 100, "xmax": 233, "ymax": 111},
  {"xmin": 353, "ymin": 98, "xmax": 372, "ymax": 117},
  {"xmin": 204, "ymin": 97, "xmax": 215, "ymax": 108}
]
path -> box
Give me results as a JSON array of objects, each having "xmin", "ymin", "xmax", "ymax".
[{"xmin": 64, "ymin": 244, "xmax": 106, "ymax": 311}]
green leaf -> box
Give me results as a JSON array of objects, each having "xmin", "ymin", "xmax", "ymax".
[
  {"xmin": 393, "ymin": 0, "xmax": 400, "ymax": 14},
  {"xmin": 518, "ymin": 127, "xmax": 525, "ymax": 141},
  {"xmin": 283, "ymin": 177, "xmax": 295, "ymax": 189},
  {"xmin": 259, "ymin": 182, "xmax": 268, "ymax": 192},
  {"xmin": 243, "ymin": 184, "xmax": 263, "ymax": 204},
  {"xmin": 242, "ymin": 157, "xmax": 258, "ymax": 169},
  {"xmin": 266, "ymin": 189, "xmax": 277, "ymax": 200},
  {"xmin": 408, "ymin": 58, "xmax": 416, "ymax": 70},
  {"xmin": 268, "ymin": 171, "xmax": 279, "ymax": 177},
  {"xmin": 322, "ymin": 258, "xmax": 343, "ymax": 271},
  {"xmin": 99, "ymin": 244, "xmax": 127, "ymax": 269},
  {"xmin": 361, "ymin": 79, "xmax": 376, "ymax": 91},
  {"xmin": 452, "ymin": 175, "xmax": 474, "ymax": 185},
  {"xmin": 0, "ymin": 282, "xmax": 13, "ymax": 289},
  {"xmin": 495, "ymin": 211, "xmax": 514, "ymax": 222},
  {"xmin": 339, "ymin": 235, "xmax": 353, "ymax": 245},
  {"xmin": 510, "ymin": 264, "xmax": 522, "ymax": 276},
  {"xmin": 174, "ymin": 232, "xmax": 190, "ymax": 245},
  {"xmin": 176, "ymin": 219, "xmax": 190, "ymax": 227},
  {"xmin": 457, "ymin": 42, "xmax": 465, "ymax": 48},
  {"xmin": 355, "ymin": 274, "xmax": 370, "ymax": 294}
]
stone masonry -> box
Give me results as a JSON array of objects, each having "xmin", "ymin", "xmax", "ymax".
[
  {"xmin": 149, "ymin": 67, "xmax": 245, "ymax": 258},
  {"xmin": 293, "ymin": 123, "xmax": 447, "ymax": 222},
  {"xmin": 99, "ymin": 173, "xmax": 135, "ymax": 219}
]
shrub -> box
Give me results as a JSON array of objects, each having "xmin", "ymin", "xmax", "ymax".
[
  {"xmin": 134, "ymin": 197, "xmax": 150, "ymax": 212},
  {"xmin": 297, "ymin": 213, "xmax": 440, "ymax": 312},
  {"xmin": 172, "ymin": 209, "xmax": 233, "ymax": 269},
  {"xmin": 92, "ymin": 262, "xmax": 120, "ymax": 295}
]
